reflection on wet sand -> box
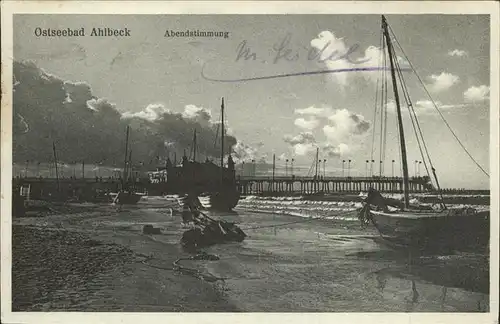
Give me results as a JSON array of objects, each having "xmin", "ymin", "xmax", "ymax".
[
  {"xmin": 361, "ymin": 247, "xmax": 489, "ymax": 312},
  {"xmin": 12, "ymin": 200, "xmax": 490, "ymax": 312}
]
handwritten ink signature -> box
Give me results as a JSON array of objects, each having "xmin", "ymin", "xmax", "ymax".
[
  {"xmin": 202, "ymin": 33, "xmax": 410, "ymax": 82},
  {"xmin": 201, "ymin": 66, "xmax": 411, "ymax": 83},
  {"xmin": 235, "ymin": 33, "xmax": 370, "ymax": 65}
]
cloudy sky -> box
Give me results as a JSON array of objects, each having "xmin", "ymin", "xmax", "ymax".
[{"xmin": 14, "ymin": 14, "xmax": 490, "ymax": 188}]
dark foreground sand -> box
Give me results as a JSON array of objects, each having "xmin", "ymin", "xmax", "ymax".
[
  {"xmin": 12, "ymin": 222, "xmax": 238, "ymax": 312},
  {"xmin": 11, "ymin": 201, "xmax": 490, "ymax": 312}
]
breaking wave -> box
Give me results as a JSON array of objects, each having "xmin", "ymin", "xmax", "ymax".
[{"xmin": 235, "ymin": 194, "xmax": 490, "ymax": 221}]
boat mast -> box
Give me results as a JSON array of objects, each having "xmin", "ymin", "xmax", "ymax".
[
  {"xmin": 314, "ymin": 147, "xmax": 319, "ymax": 178},
  {"xmin": 123, "ymin": 126, "xmax": 130, "ymax": 188},
  {"xmin": 193, "ymin": 128, "xmax": 197, "ymax": 162},
  {"xmin": 128, "ymin": 150, "xmax": 132, "ymax": 182},
  {"xmin": 220, "ymin": 97, "xmax": 225, "ymax": 169},
  {"xmin": 382, "ymin": 15, "xmax": 410, "ymax": 208},
  {"xmin": 52, "ymin": 142, "xmax": 60, "ymax": 193},
  {"xmin": 272, "ymin": 153, "xmax": 276, "ymax": 183}
]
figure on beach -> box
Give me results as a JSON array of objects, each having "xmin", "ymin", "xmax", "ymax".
[
  {"xmin": 181, "ymin": 192, "xmax": 201, "ymax": 224},
  {"xmin": 179, "ymin": 192, "xmax": 246, "ymax": 250}
]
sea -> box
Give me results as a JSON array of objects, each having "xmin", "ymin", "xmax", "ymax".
[
  {"xmin": 134, "ymin": 193, "xmax": 490, "ymax": 311},
  {"xmin": 14, "ymin": 193, "xmax": 490, "ymax": 312}
]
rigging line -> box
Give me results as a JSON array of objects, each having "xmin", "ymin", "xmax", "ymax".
[
  {"xmin": 383, "ymin": 32, "xmax": 404, "ymax": 178},
  {"xmin": 389, "ymin": 28, "xmax": 444, "ymax": 175},
  {"xmin": 213, "ymin": 122, "xmax": 220, "ymax": 149},
  {"xmin": 389, "ymin": 31, "xmax": 445, "ymax": 204},
  {"xmin": 382, "ymin": 44, "xmax": 389, "ymax": 172},
  {"xmin": 378, "ymin": 48, "xmax": 385, "ymax": 174},
  {"xmin": 307, "ymin": 151, "xmax": 318, "ymax": 177},
  {"xmin": 379, "ymin": 44, "xmax": 389, "ymax": 176},
  {"xmin": 396, "ymin": 59, "xmax": 432, "ymax": 184},
  {"xmin": 395, "ymin": 114, "xmax": 403, "ymax": 178},
  {"xmin": 371, "ymin": 29, "xmax": 384, "ymax": 162},
  {"xmin": 306, "ymin": 156, "xmax": 313, "ymax": 177},
  {"xmin": 393, "ymin": 54, "xmax": 432, "ymax": 183},
  {"xmin": 388, "ymin": 24, "xmax": 489, "ymax": 178}
]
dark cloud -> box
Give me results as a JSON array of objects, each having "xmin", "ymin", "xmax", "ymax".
[
  {"xmin": 13, "ymin": 61, "xmax": 237, "ymax": 166},
  {"xmin": 350, "ymin": 113, "xmax": 371, "ymax": 134}
]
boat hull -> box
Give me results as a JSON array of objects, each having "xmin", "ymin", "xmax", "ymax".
[
  {"xmin": 209, "ymin": 190, "xmax": 240, "ymax": 211},
  {"xmin": 113, "ymin": 191, "xmax": 143, "ymax": 205},
  {"xmin": 369, "ymin": 209, "xmax": 489, "ymax": 254}
]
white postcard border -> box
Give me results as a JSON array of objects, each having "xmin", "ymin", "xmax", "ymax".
[{"xmin": 1, "ymin": 1, "xmax": 498, "ymax": 324}]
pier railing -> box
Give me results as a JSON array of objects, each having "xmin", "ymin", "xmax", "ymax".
[
  {"xmin": 13, "ymin": 175, "xmax": 487, "ymax": 197},
  {"xmin": 235, "ymin": 175, "xmax": 433, "ymax": 194},
  {"xmin": 236, "ymin": 175, "xmax": 425, "ymax": 181}
]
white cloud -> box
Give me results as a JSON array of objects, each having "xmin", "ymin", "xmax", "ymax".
[
  {"xmin": 232, "ymin": 141, "xmax": 259, "ymax": 163},
  {"xmin": 309, "ymin": 31, "xmax": 408, "ymax": 88},
  {"xmin": 386, "ymin": 99, "xmax": 468, "ymax": 115},
  {"xmin": 310, "ymin": 31, "xmax": 352, "ymax": 87},
  {"xmin": 283, "ymin": 132, "xmax": 317, "ymax": 156},
  {"xmin": 323, "ymin": 109, "xmax": 370, "ymax": 142},
  {"xmin": 121, "ymin": 103, "xmax": 169, "ymax": 121},
  {"xmin": 386, "ymin": 100, "xmax": 397, "ymax": 114},
  {"xmin": 464, "ymin": 85, "xmax": 490, "ymax": 102},
  {"xmin": 285, "ymin": 107, "xmax": 370, "ymax": 158},
  {"xmin": 448, "ymin": 49, "xmax": 468, "ymax": 57},
  {"xmin": 323, "ymin": 142, "xmax": 349, "ymax": 158},
  {"xmin": 295, "ymin": 106, "xmax": 331, "ymax": 117},
  {"xmin": 294, "ymin": 117, "xmax": 320, "ymax": 130},
  {"xmin": 283, "ymin": 132, "xmax": 316, "ymax": 146},
  {"xmin": 427, "ymin": 72, "xmax": 460, "ymax": 92},
  {"xmin": 293, "ymin": 143, "xmax": 317, "ymax": 156},
  {"xmin": 182, "ymin": 104, "xmax": 213, "ymax": 127},
  {"xmin": 286, "ymin": 106, "xmax": 371, "ymax": 156},
  {"xmin": 278, "ymin": 153, "xmax": 288, "ymax": 161}
]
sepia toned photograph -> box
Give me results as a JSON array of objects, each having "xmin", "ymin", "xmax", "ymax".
[{"xmin": 1, "ymin": 1, "xmax": 499, "ymax": 323}]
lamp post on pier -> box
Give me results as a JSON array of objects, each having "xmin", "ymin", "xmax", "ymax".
[
  {"xmin": 348, "ymin": 159, "xmax": 351, "ymax": 178},
  {"xmin": 342, "ymin": 160, "xmax": 346, "ymax": 177},
  {"xmin": 370, "ymin": 159, "xmax": 375, "ymax": 177},
  {"xmin": 365, "ymin": 160, "xmax": 369, "ymax": 177},
  {"xmin": 323, "ymin": 159, "xmax": 327, "ymax": 178},
  {"xmin": 285, "ymin": 159, "xmax": 289, "ymax": 176},
  {"xmin": 24, "ymin": 160, "xmax": 29, "ymax": 178},
  {"xmin": 392, "ymin": 160, "xmax": 395, "ymax": 178},
  {"xmin": 291, "ymin": 158, "xmax": 294, "ymax": 177}
]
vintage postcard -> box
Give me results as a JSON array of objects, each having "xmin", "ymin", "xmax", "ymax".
[{"xmin": 1, "ymin": 1, "xmax": 499, "ymax": 324}]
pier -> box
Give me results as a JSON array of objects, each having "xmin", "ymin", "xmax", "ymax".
[
  {"xmin": 12, "ymin": 176, "xmax": 147, "ymax": 201},
  {"xmin": 236, "ymin": 175, "xmax": 434, "ymax": 195},
  {"xmin": 13, "ymin": 175, "xmax": 433, "ymax": 199}
]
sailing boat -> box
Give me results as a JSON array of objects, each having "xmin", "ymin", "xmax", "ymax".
[
  {"xmin": 359, "ymin": 16, "xmax": 490, "ymax": 254},
  {"xmin": 208, "ymin": 97, "xmax": 240, "ymax": 210},
  {"xmin": 158, "ymin": 98, "xmax": 239, "ymax": 210},
  {"xmin": 113, "ymin": 125, "xmax": 143, "ymax": 205}
]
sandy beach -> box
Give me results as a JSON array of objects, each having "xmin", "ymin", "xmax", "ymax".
[{"xmin": 12, "ymin": 198, "xmax": 489, "ymax": 312}]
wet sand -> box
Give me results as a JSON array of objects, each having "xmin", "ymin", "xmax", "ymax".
[{"xmin": 12, "ymin": 200, "xmax": 489, "ymax": 312}]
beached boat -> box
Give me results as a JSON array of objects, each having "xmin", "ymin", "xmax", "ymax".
[
  {"xmin": 359, "ymin": 16, "xmax": 490, "ymax": 254},
  {"xmin": 147, "ymin": 98, "xmax": 240, "ymax": 210}
]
